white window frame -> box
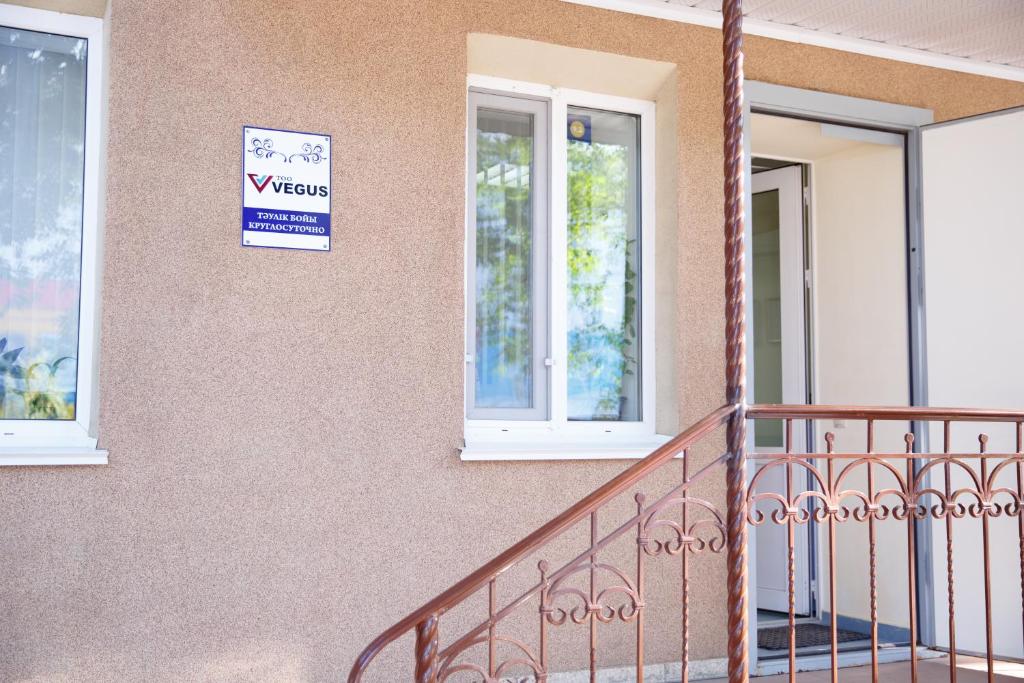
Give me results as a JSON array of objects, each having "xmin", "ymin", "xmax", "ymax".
[
  {"xmin": 466, "ymin": 90, "xmax": 551, "ymax": 422},
  {"xmin": 464, "ymin": 75, "xmax": 659, "ymax": 460},
  {"xmin": 0, "ymin": 5, "xmax": 107, "ymax": 465}
]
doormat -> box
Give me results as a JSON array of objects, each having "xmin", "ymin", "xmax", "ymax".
[{"xmin": 758, "ymin": 623, "xmax": 866, "ymax": 650}]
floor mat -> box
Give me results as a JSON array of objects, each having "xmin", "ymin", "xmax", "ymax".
[{"xmin": 758, "ymin": 623, "xmax": 866, "ymax": 650}]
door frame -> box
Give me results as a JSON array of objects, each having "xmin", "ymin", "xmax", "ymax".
[{"xmin": 742, "ymin": 81, "xmax": 935, "ymax": 669}]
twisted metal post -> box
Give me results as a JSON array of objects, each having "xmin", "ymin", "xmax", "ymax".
[
  {"xmin": 722, "ymin": 0, "xmax": 748, "ymax": 681},
  {"xmin": 415, "ymin": 614, "xmax": 440, "ymax": 683}
]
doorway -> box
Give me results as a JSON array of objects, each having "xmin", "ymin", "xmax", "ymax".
[{"xmin": 748, "ymin": 110, "xmax": 915, "ymax": 663}]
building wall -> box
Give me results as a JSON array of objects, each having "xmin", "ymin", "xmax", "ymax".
[{"xmin": 2, "ymin": 0, "xmax": 1024, "ymax": 680}]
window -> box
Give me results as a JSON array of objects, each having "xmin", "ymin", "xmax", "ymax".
[
  {"xmin": 0, "ymin": 7, "xmax": 105, "ymax": 463},
  {"xmin": 566, "ymin": 106, "xmax": 642, "ymax": 423},
  {"xmin": 465, "ymin": 78, "xmax": 656, "ymax": 457},
  {"xmin": 467, "ymin": 93, "xmax": 549, "ymax": 421}
]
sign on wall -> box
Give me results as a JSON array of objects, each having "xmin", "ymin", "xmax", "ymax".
[{"xmin": 242, "ymin": 126, "xmax": 331, "ymax": 251}]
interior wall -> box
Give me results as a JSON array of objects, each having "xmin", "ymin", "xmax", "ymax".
[
  {"xmin": 813, "ymin": 139, "xmax": 910, "ymax": 629},
  {"xmin": 1, "ymin": 1, "xmax": 1023, "ymax": 680}
]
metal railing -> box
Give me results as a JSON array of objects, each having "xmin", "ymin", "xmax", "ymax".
[
  {"xmin": 348, "ymin": 403, "xmax": 738, "ymax": 682},
  {"xmin": 348, "ymin": 403, "xmax": 1024, "ymax": 682},
  {"xmin": 746, "ymin": 404, "xmax": 1024, "ymax": 683}
]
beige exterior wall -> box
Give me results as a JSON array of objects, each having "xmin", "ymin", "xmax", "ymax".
[{"xmin": 2, "ymin": 0, "xmax": 1024, "ymax": 680}]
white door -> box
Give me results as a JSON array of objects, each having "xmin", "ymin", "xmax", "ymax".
[
  {"xmin": 921, "ymin": 106, "xmax": 1024, "ymax": 659},
  {"xmin": 751, "ymin": 165, "xmax": 812, "ymax": 616}
]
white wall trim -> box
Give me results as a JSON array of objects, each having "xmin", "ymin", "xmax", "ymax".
[
  {"xmin": 559, "ymin": 0, "xmax": 1024, "ymax": 84},
  {"xmin": 0, "ymin": 448, "xmax": 108, "ymax": 466},
  {"xmin": 461, "ymin": 435, "xmax": 672, "ymax": 461}
]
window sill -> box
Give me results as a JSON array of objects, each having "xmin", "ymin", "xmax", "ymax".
[
  {"xmin": 0, "ymin": 447, "xmax": 108, "ymax": 466},
  {"xmin": 461, "ymin": 435, "xmax": 673, "ymax": 461}
]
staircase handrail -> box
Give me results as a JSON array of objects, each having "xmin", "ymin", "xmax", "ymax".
[{"xmin": 347, "ymin": 402, "xmax": 739, "ymax": 682}]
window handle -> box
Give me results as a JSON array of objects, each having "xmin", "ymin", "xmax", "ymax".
[
  {"xmin": 544, "ymin": 358, "xmax": 555, "ymax": 367},
  {"xmin": 465, "ymin": 354, "xmax": 474, "ymax": 363}
]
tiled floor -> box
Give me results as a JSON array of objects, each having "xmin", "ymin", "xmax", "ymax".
[{"xmin": 709, "ymin": 656, "xmax": 1024, "ymax": 681}]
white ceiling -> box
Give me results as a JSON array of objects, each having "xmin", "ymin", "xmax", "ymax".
[
  {"xmin": 690, "ymin": 0, "xmax": 1024, "ymax": 67},
  {"xmin": 563, "ymin": 0, "xmax": 1024, "ymax": 81}
]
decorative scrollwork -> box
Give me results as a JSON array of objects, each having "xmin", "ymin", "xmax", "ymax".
[
  {"xmin": 747, "ymin": 431, "xmax": 1024, "ymax": 523},
  {"xmin": 640, "ymin": 496, "xmax": 727, "ymax": 556},
  {"xmin": 542, "ymin": 563, "xmax": 642, "ymax": 626},
  {"xmin": 438, "ymin": 635, "xmax": 542, "ymax": 683},
  {"xmin": 288, "ymin": 142, "xmax": 326, "ymax": 163},
  {"xmin": 747, "ymin": 457, "xmax": 830, "ymax": 526},
  {"xmin": 247, "ymin": 137, "xmax": 287, "ymax": 161},
  {"xmin": 247, "ymin": 138, "xmax": 328, "ymax": 164}
]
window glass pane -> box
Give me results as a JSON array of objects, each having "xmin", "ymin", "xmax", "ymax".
[
  {"xmin": 474, "ymin": 108, "xmax": 535, "ymax": 409},
  {"xmin": 752, "ymin": 189, "xmax": 784, "ymax": 447},
  {"xmin": 567, "ymin": 107, "xmax": 641, "ymax": 422},
  {"xmin": 0, "ymin": 27, "xmax": 87, "ymax": 421}
]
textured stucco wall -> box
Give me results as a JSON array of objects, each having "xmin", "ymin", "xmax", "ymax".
[{"xmin": 2, "ymin": 1, "xmax": 1024, "ymax": 681}]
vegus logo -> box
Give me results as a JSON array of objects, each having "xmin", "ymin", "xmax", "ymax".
[
  {"xmin": 247, "ymin": 173, "xmax": 328, "ymax": 197},
  {"xmin": 247, "ymin": 174, "xmax": 273, "ymax": 193}
]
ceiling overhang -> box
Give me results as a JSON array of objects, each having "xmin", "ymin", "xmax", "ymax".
[{"xmin": 561, "ymin": 0, "xmax": 1024, "ymax": 83}]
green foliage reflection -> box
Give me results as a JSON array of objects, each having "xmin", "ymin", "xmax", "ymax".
[
  {"xmin": 0, "ymin": 337, "xmax": 76, "ymax": 420},
  {"xmin": 567, "ymin": 120, "xmax": 639, "ymax": 421},
  {"xmin": 474, "ymin": 112, "xmax": 534, "ymax": 408}
]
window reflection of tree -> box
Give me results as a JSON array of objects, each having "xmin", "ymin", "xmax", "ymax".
[
  {"xmin": 474, "ymin": 111, "xmax": 534, "ymax": 409},
  {"xmin": 567, "ymin": 113, "xmax": 640, "ymax": 422}
]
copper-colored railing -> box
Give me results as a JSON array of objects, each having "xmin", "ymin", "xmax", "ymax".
[
  {"xmin": 349, "ymin": 403, "xmax": 1024, "ymax": 682},
  {"xmin": 747, "ymin": 404, "xmax": 1024, "ymax": 683},
  {"xmin": 348, "ymin": 403, "xmax": 738, "ymax": 682}
]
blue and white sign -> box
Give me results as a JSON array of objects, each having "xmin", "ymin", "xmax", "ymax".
[{"xmin": 242, "ymin": 126, "xmax": 331, "ymax": 251}]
